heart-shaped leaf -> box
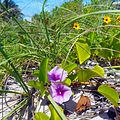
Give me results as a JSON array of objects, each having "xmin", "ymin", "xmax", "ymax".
[
  {"xmin": 92, "ymin": 65, "xmax": 104, "ymax": 77},
  {"xmin": 77, "ymin": 65, "xmax": 104, "ymax": 82},
  {"xmin": 64, "ymin": 63, "xmax": 77, "ymax": 73},
  {"xmin": 77, "ymin": 69, "xmax": 95, "ymax": 82},
  {"xmin": 75, "ymin": 41, "xmax": 91, "ymax": 64}
]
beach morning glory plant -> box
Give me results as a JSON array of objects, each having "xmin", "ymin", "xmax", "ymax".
[
  {"xmin": 49, "ymin": 83, "xmax": 72, "ymax": 104},
  {"xmin": 48, "ymin": 66, "xmax": 68, "ymax": 82},
  {"xmin": 48, "ymin": 66, "xmax": 72, "ymax": 104}
]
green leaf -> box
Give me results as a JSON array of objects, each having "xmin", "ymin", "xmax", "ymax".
[
  {"xmin": 28, "ymin": 81, "xmax": 41, "ymax": 90},
  {"xmin": 98, "ymin": 49, "xmax": 113, "ymax": 59},
  {"xmin": 64, "ymin": 63, "xmax": 77, "ymax": 73},
  {"xmin": 49, "ymin": 104, "xmax": 62, "ymax": 120},
  {"xmin": 75, "ymin": 41, "xmax": 91, "ymax": 64},
  {"xmin": 28, "ymin": 80, "xmax": 45, "ymax": 96},
  {"xmin": 33, "ymin": 70, "xmax": 39, "ymax": 77},
  {"xmin": 47, "ymin": 95, "xmax": 67, "ymax": 120},
  {"xmin": 39, "ymin": 58, "xmax": 48, "ymax": 83},
  {"xmin": 64, "ymin": 78, "xmax": 71, "ymax": 86},
  {"xmin": 98, "ymin": 84, "xmax": 119, "ymax": 107},
  {"xmin": 34, "ymin": 112, "xmax": 50, "ymax": 120},
  {"xmin": 68, "ymin": 74, "xmax": 78, "ymax": 82},
  {"xmin": 92, "ymin": 65, "xmax": 104, "ymax": 77},
  {"xmin": 77, "ymin": 65, "xmax": 104, "ymax": 82},
  {"xmin": 77, "ymin": 69, "xmax": 94, "ymax": 82}
]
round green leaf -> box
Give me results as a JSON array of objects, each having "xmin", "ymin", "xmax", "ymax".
[{"xmin": 98, "ymin": 84, "xmax": 119, "ymax": 107}]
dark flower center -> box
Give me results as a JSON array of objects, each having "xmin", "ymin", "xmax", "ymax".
[
  {"xmin": 52, "ymin": 73, "xmax": 60, "ymax": 81},
  {"xmin": 58, "ymin": 90, "xmax": 62, "ymax": 95},
  {"xmin": 56, "ymin": 86, "xmax": 67, "ymax": 96},
  {"xmin": 105, "ymin": 18, "xmax": 108, "ymax": 21}
]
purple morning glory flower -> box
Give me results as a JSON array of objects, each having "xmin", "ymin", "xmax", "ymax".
[
  {"xmin": 49, "ymin": 83, "xmax": 72, "ymax": 104},
  {"xmin": 48, "ymin": 66, "xmax": 68, "ymax": 82}
]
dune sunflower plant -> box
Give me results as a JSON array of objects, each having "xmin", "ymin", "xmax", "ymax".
[
  {"xmin": 73, "ymin": 22, "xmax": 80, "ymax": 30},
  {"xmin": 103, "ymin": 16, "xmax": 111, "ymax": 24}
]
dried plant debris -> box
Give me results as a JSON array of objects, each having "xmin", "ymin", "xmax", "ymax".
[{"xmin": 75, "ymin": 95, "xmax": 91, "ymax": 112}]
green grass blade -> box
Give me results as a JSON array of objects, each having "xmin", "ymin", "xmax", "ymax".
[
  {"xmin": 0, "ymin": 90, "xmax": 27, "ymax": 96},
  {"xmin": 42, "ymin": 0, "xmax": 50, "ymax": 44},
  {"xmin": 0, "ymin": 44, "xmax": 29, "ymax": 94},
  {"xmin": 47, "ymin": 95, "xmax": 67, "ymax": 120}
]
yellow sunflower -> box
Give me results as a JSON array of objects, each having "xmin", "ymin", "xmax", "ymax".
[
  {"xmin": 116, "ymin": 16, "xmax": 120, "ymax": 22},
  {"xmin": 103, "ymin": 16, "xmax": 111, "ymax": 24},
  {"xmin": 73, "ymin": 22, "xmax": 80, "ymax": 30}
]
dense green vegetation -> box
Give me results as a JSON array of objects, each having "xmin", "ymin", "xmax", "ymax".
[
  {"xmin": 0, "ymin": 0, "xmax": 22, "ymax": 20},
  {"xmin": 0, "ymin": 0, "xmax": 120, "ymax": 119},
  {"xmin": 0, "ymin": 0, "xmax": 120, "ymax": 66}
]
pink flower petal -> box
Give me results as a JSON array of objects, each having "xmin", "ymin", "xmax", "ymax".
[
  {"xmin": 48, "ymin": 66, "xmax": 68, "ymax": 82},
  {"xmin": 52, "ymin": 95, "xmax": 64, "ymax": 104},
  {"xmin": 49, "ymin": 83, "xmax": 72, "ymax": 104}
]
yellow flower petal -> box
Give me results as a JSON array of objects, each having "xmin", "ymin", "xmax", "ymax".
[
  {"xmin": 73, "ymin": 22, "xmax": 80, "ymax": 30},
  {"xmin": 103, "ymin": 16, "xmax": 111, "ymax": 24},
  {"xmin": 116, "ymin": 16, "xmax": 120, "ymax": 22}
]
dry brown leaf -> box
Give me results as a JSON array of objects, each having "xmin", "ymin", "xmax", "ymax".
[
  {"xmin": 72, "ymin": 82, "xmax": 97, "ymax": 87},
  {"xmin": 75, "ymin": 95, "xmax": 91, "ymax": 112}
]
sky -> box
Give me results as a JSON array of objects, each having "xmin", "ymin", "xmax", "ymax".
[{"xmin": 12, "ymin": 0, "xmax": 90, "ymax": 20}]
